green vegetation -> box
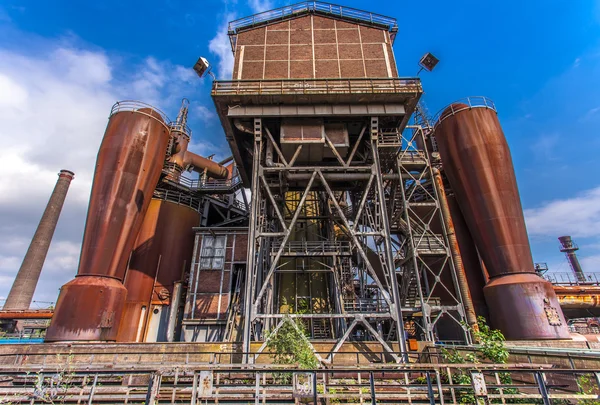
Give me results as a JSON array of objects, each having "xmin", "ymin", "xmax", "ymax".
[
  {"xmin": 265, "ymin": 300, "xmax": 319, "ymax": 384},
  {"xmin": 441, "ymin": 317, "xmax": 517, "ymax": 404},
  {"xmin": 265, "ymin": 315, "xmax": 319, "ymax": 370},
  {"xmin": 577, "ymin": 374, "xmax": 600, "ymax": 405}
]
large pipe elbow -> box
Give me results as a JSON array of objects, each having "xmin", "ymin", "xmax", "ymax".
[{"xmin": 183, "ymin": 151, "xmax": 229, "ymax": 180}]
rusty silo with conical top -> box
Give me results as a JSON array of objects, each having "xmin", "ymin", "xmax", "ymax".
[
  {"xmin": 434, "ymin": 99, "xmax": 570, "ymax": 340},
  {"xmin": 46, "ymin": 103, "xmax": 171, "ymax": 342}
]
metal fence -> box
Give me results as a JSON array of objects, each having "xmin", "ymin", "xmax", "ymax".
[
  {"xmin": 0, "ymin": 365, "xmax": 598, "ymax": 404},
  {"xmin": 212, "ymin": 78, "xmax": 422, "ymax": 97},
  {"xmin": 432, "ymin": 96, "xmax": 497, "ymax": 127},
  {"xmin": 544, "ymin": 271, "xmax": 600, "ymax": 285},
  {"xmin": 228, "ymin": 1, "xmax": 398, "ymax": 34}
]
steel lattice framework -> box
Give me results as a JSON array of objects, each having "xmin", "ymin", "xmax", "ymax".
[{"xmin": 240, "ymin": 116, "xmax": 469, "ymax": 363}]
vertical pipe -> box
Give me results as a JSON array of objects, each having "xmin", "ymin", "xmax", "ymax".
[
  {"xmin": 243, "ymin": 119, "xmax": 262, "ymax": 362},
  {"xmin": 4, "ymin": 170, "xmax": 74, "ymax": 310},
  {"xmin": 166, "ymin": 282, "xmax": 182, "ymax": 342},
  {"xmin": 432, "ymin": 168, "xmax": 478, "ymax": 332}
]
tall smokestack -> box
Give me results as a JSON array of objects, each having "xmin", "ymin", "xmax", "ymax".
[
  {"xmin": 558, "ymin": 236, "xmax": 586, "ymax": 283},
  {"xmin": 3, "ymin": 170, "xmax": 75, "ymax": 310}
]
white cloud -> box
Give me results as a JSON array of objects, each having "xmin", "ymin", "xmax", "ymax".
[
  {"xmin": 248, "ymin": 0, "xmax": 274, "ymax": 13},
  {"xmin": 0, "ymin": 36, "xmax": 213, "ymax": 306},
  {"xmin": 207, "ymin": 0, "xmax": 280, "ymax": 79},
  {"xmin": 581, "ymin": 106, "xmax": 600, "ymax": 121},
  {"xmin": 524, "ymin": 186, "xmax": 600, "ymax": 238},
  {"xmin": 580, "ymin": 254, "xmax": 600, "ymax": 273},
  {"xmin": 196, "ymin": 105, "xmax": 216, "ymax": 122},
  {"xmin": 209, "ymin": 14, "xmax": 235, "ymax": 79},
  {"xmin": 530, "ymin": 133, "xmax": 560, "ymax": 161}
]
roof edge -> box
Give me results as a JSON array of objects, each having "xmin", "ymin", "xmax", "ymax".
[{"xmin": 228, "ymin": 2, "xmax": 397, "ymax": 42}]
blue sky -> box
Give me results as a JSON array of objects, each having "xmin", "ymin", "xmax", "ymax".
[{"xmin": 0, "ymin": 0, "xmax": 599, "ymax": 303}]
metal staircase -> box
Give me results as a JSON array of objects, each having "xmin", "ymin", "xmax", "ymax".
[{"xmin": 375, "ymin": 125, "xmax": 468, "ymax": 343}]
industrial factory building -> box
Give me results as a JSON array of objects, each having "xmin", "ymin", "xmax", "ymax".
[{"xmin": 1, "ymin": 2, "xmax": 600, "ymax": 403}]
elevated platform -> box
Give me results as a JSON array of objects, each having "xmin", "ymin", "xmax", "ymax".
[{"xmin": 212, "ymin": 78, "xmax": 422, "ymax": 185}]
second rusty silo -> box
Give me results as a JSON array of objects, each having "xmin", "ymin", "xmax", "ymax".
[
  {"xmin": 46, "ymin": 102, "xmax": 171, "ymax": 342},
  {"xmin": 117, "ymin": 192, "xmax": 200, "ymax": 342},
  {"xmin": 434, "ymin": 99, "xmax": 570, "ymax": 340}
]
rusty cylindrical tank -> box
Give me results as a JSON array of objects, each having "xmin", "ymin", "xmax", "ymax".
[
  {"xmin": 46, "ymin": 105, "xmax": 171, "ymax": 342},
  {"xmin": 434, "ymin": 100, "xmax": 570, "ymax": 340},
  {"xmin": 4, "ymin": 170, "xmax": 74, "ymax": 310},
  {"xmin": 117, "ymin": 193, "xmax": 200, "ymax": 342}
]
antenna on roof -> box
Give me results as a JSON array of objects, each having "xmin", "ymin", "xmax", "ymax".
[{"xmin": 193, "ymin": 57, "xmax": 216, "ymax": 80}]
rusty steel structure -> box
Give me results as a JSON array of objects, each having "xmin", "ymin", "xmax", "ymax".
[
  {"xmin": 46, "ymin": 100, "xmax": 245, "ymax": 342},
  {"xmin": 434, "ymin": 100, "xmax": 570, "ymax": 340},
  {"xmin": 207, "ymin": 2, "xmax": 484, "ymax": 363},
  {"xmin": 117, "ymin": 197, "xmax": 200, "ymax": 342},
  {"xmin": 7, "ymin": 1, "xmax": 591, "ymax": 351},
  {"xmin": 3, "ymin": 170, "xmax": 74, "ymax": 311}
]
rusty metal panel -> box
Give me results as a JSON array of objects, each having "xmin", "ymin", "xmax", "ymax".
[
  {"xmin": 198, "ymin": 371, "xmax": 214, "ymax": 398},
  {"xmin": 45, "ymin": 276, "xmax": 127, "ymax": 341}
]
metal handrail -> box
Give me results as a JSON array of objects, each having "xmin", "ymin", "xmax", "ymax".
[
  {"xmin": 109, "ymin": 100, "xmax": 170, "ymax": 126},
  {"xmin": 272, "ymin": 240, "xmax": 352, "ymax": 254},
  {"xmin": 1, "ymin": 366, "xmax": 598, "ymax": 404},
  {"xmin": 110, "ymin": 100, "xmax": 193, "ymax": 135},
  {"xmin": 212, "ymin": 78, "xmax": 421, "ymax": 97},
  {"xmin": 432, "ymin": 96, "xmax": 497, "ymax": 127},
  {"xmin": 544, "ymin": 271, "xmax": 600, "ymax": 286},
  {"xmin": 168, "ymin": 122, "xmax": 192, "ymax": 138},
  {"xmin": 228, "ymin": 1, "xmax": 397, "ymax": 34},
  {"xmin": 152, "ymin": 189, "xmax": 203, "ymax": 212}
]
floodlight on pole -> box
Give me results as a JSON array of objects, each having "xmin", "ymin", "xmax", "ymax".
[
  {"xmin": 193, "ymin": 57, "xmax": 216, "ymax": 80},
  {"xmin": 417, "ymin": 52, "xmax": 439, "ymax": 75}
]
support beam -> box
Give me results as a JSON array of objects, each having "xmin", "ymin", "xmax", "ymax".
[{"xmin": 242, "ymin": 118, "xmax": 263, "ymax": 363}]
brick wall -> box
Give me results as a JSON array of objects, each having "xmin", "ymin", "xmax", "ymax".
[{"xmin": 232, "ymin": 15, "xmax": 398, "ymax": 80}]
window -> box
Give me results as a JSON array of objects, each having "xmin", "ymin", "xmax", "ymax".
[{"xmin": 200, "ymin": 235, "xmax": 226, "ymax": 270}]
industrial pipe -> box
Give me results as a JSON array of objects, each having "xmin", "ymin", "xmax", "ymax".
[
  {"xmin": 435, "ymin": 101, "xmax": 570, "ymax": 340},
  {"xmin": 183, "ymin": 151, "xmax": 229, "ymax": 179},
  {"xmin": 166, "ymin": 130, "xmax": 228, "ymax": 180},
  {"xmin": 432, "ymin": 168, "xmax": 478, "ymax": 332},
  {"xmin": 166, "ymin": 282, "xmax": 182, "ymax": 342},
  {"xmin": 4, "ymin": 170, "xmax": 74, "ymax": 311},
  {"xmin": 265, "ymin": 139, "xmax": 284, "ymax": 167}
]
